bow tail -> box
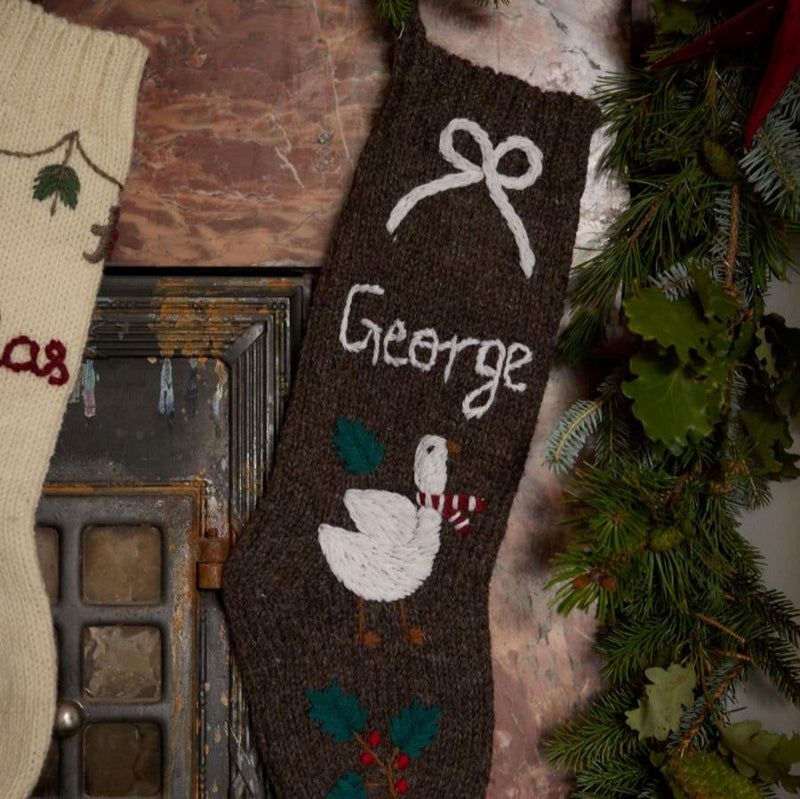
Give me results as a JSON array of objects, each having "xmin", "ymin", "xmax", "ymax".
[
  {"xmin": 386, "ymin": 170, "xmax": 483, "ymax": 235},
  {"xmin": 488, "ymin": 181, "xmax": 535, "ymax": 278}
]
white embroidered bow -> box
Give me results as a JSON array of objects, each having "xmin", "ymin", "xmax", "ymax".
[{"xmin": 386, "ymin": 118, "xmax": 544, "ymax": 278}]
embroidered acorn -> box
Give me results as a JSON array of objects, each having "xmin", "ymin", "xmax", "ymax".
[
  {"xmin": 395, "ymin": 778, "xmax": 409, "ymax": 794},
  {"xmin": 367, "ymin": 729, "xmax": 382, "ymax": 747},
  {"xmin": 360, "ymin": 752, "xmax": 375, "ymax": 766},
  {"xmin": 396, "ymin": 753, "xmax": 411, "ymax": 770}
]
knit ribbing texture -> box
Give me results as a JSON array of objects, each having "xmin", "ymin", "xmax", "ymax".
[
  {"xmin": 0, "ymin": 2, "xmax": 146, "ymax": 796},
  {"xmin": 223, "ymin": 11, "xmax": 599, "ymax": 799}
]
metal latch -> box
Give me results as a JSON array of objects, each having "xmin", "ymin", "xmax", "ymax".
[{"xmin": 197, "ymin": 529, "xmax": 229, "ymax": 589}]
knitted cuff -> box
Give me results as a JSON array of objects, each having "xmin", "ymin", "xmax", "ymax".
[{"xmin": 0, "ymin": 0, "xmax": 147, "ymax": 180}]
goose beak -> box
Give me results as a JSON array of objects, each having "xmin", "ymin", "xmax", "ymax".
[{"xmin": 446, "ymin": 440, "xmax": 461, "ymax": 455}]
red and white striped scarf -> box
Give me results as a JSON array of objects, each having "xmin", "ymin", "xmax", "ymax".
[{"xmin": 415, "ymin": 491, "xmax": 488, "ymax": 533}]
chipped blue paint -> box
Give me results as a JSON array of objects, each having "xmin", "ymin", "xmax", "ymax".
[
  {"xmin": 83, "ymin": 359, "xmax": 97, "ymax": 418},
  {"xmin": 68, "ymin": 365, "xmax": 82, "ymax": 404},
  {"xmin": 159, "ymin": 357, "xmax": 175, "ymax": 419}
]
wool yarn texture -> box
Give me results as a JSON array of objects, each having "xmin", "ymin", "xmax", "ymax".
[
  {"xmin": 223, "ymin": 11, "xmax": 599, "ymax": 799},
  {"xmin": 0, "ymin": 2, "xmax": 146, "ymax": 795}
]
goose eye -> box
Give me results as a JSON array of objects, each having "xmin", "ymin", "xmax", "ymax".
[{"xmin": 427, "ymin": 445, "xmax": 434, "ymax": 454}]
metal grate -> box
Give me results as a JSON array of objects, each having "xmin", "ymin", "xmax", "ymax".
[{"xmin": 31, "ymin": 274, "xmax": 310, "ymax": 799}]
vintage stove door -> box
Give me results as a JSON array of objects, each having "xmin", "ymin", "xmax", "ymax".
[{"xmin": 31, "ymin": 275, "xmax": 309, "ymax": 799}]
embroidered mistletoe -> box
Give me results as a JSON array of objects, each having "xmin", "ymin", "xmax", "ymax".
[
  {"xmin": 30, "ymin": 131, "xmax": 82, "ymax": 215},
  {"xmin": 0, "ymin": 131, "xmax": 124, "ymax": 259},
  {"xmin": 306, "ymin": 680, "xmax": 441, "ymax": 798},
  {"xmin": 33, "ymin": 162, "xmax": 80, "ymax": 214}
]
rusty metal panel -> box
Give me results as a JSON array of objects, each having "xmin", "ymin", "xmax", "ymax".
[{"xmin": 33, "ymin": 275, "xmax": 310, "ymax": 799}]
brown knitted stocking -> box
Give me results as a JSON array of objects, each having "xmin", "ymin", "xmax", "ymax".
[{"xmin": 222, "ymin": 12, "xmax": 598, "ymax": 799}]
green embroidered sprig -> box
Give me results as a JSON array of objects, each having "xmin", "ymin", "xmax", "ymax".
[
  {"xmin": 0, "ymin": 130, "xmax": 123, "ymax": 216},
  {"xmin": 306, "ymin": 680, "xmax": 440, "ymax": 798}
]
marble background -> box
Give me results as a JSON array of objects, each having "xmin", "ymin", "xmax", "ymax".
[{"xmin": 41, "ymin": 1, "xmax": 629, "ymax": 796}]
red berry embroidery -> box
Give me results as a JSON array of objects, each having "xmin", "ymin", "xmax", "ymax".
[
  {"xmin": 367, "ymin": 729, "xmax": 382, "ymax": 747},
  {"xmin": 360, "ymin": 752, "xmax": 374, "ymax": 766},
  {"xmin": 395, "ymin": 778, "xmax": 409, "ymax": 794},
  {"xmin": 396, "ymin": 752, "xmax": 410, "ymax": 770}
]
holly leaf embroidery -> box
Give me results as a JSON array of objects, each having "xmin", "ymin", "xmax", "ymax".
[
  {"xmin": 625, "ymin": 663, "xmax": 696, "ymax": 742},
  {"xmin": 332, "ymin": 417, "xmax": 384, "ymax": 475},
  {"xmin": 33, "ymin": 164, "xmax": 81, "ymax": 211},
  {"xmin": 306, "ymin": 680, "xmax": 369, "ymax": 744},
  {"xmin": 326, "ymin": 772, "xmax": 367, "ymax": 799},
  {"xmin": 390, "ymin": 699, "xmax": 441, "ymax": 758}
]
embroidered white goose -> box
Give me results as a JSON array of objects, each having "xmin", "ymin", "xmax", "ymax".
[{"xmin": 318, "ymin": 435, "xmax": 487, "ymax": 647}]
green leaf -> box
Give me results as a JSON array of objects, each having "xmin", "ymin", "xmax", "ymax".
[
  {"xmin": 756, "ymin": 327, "xmax": 779, "ymax": 379},
  {"xmin": 390, "ymin": 699, "xmax": 441, "ymax": 758},
  {"xmin": 623, "ymin": 353, "xmax": 721, "ymax": 449},
  {"xmin": 625, "ymin": 663, "xmax": 696, "ymax": 741},
  {"xmin": 624, "ymin": 287, "xmax": 712, "ymax": 363},
  {"xmin": 332, "ymin": 417, "xmax": 384, "ymax": 475},
  {"xmin": 326, "ymin": 772, "xmax": 367, "ymax": 799},
  {"xmin": 33, "ymin": 163, "xmax": 80, "ymax": 210},
  {"xmin": 762, "ymin": 314, "xmax": 800, "ymax": 415},
  {"xmin": 692, "ymin": 268, "xmax": 741, "ymax": 328},
  {"xmin": 306, "ymin": 680, "xmax": 369, "ymax": 743},
  {"xmin": 649, "ymin": 0, "xmax": 700, "ymax": 33},
  {"xmin": 719, "ymin": 720, "xmax": 800, "ymax": 790},
  {"xmin": 740, "ymin": 391, "xmax": 799, "ymax": 477}
]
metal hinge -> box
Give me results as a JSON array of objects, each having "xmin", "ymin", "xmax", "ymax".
[{"xmin": 197, "ymin": 529, "xmax": 229, "ymax": 589}]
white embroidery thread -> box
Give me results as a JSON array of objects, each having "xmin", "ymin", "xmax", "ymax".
[
  {"xmin": 339, "ymin": 283, "xmax": 534, "ymax": 420},
  {"xmin": 318, "ymin": 436, "xmax": 454, "ymax": 603},
  {"xmin": 386, "ymin": 118, "xmax": 544, "ymax": 278}
]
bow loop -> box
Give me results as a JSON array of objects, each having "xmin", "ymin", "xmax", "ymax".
[{"xmin": 387, "ymin": 117, "xmax": 543, "ymax": 278}]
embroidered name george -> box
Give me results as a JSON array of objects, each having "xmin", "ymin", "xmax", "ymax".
[
  {"xmin": 339, "ymin": 283, "xmax": 533, "ymax": 420},
  {"xmin": 0, "ymin": 335, "xmax": 69, "ymax": 386}
]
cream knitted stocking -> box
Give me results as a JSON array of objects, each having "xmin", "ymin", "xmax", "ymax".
[{"xmin": 0, "ymin": 3, "xmax": 146, "ymax": 795}]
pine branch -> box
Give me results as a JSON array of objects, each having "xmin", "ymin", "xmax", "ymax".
[
  {"xmin": 651, "ymin": 262, "xmax": 695, "ymax": 300},
  {"xmin": 741, "ymin": 108, "xmax": 800, "ymax": 222},
  {"xmin": 677, "ymin": 661, "xmax": 743, "ymax": 757},
  {"xmin": 573, "ymin": 754, "xmax": 653, "ymax": 797},
  {"xmin": 546, "ymin": 687, "xmax": 647, "ymax": 771},
  {"xmin": 546, "ymin": 398, "xmax": 608, "ymax": 475},
  {"xmin": 749, "ymin": 635, "xmax": 800, "ymax": 707},
  {"xmin": 600, "ymin": 615, "xmax": 686, "ymax": 682}
]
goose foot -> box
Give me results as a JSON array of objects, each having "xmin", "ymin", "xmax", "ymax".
[
  {"xmin": 398, "ymin": 601, "xmax": 425, "ymax": 646},
  {"xmin": 357, "ymin": 597, "xmax": 380, "ymax": 648},
  {"xmin": 405, "ymin": 627, "xmax": 425, "ymax": 646},
  {"xmin": 358, "ymin": 630, "xmax": 382, "ymax": 648}
]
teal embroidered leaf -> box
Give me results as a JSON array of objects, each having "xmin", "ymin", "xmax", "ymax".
[
  {"xmin": 332, "ymin": 416, "xmax": 384, "ymax": 475},
  {"xmin": 306, "ymin": 680, "xmax": 369, "ymax": 743},
  {"xmin": 33, "ymin": 164, "xmax": 81, "ymax": 210},
  {"xmin": 390, "ymin": 699, "xmax": 441, "ymax": 758},
  {"xmin": 326, "ymin": 772, "xmax": 367, "ymax": 799}
]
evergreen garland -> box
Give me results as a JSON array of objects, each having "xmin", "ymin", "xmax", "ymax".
[{"xmin": 545, "ymin": 2, "xmax": 800, "ymax": 797}]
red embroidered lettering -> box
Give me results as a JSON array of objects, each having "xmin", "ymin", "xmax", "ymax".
[{"xmin": 0, "ymin": 334, "xmax": 70, "ymax": 387}]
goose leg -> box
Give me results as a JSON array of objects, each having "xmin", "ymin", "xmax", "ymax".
[
  {"xmin": 357, "ymin": 597, "xmax": 381, "ymax": 648},
  {"xmin": 398, "ymin": 600, "xmax": 425, "ymax": 646}
]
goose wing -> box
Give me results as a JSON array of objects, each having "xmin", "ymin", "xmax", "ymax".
[{"xmin": 344, "ymin": 488, "xmax": 417, "ymax": 544}]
